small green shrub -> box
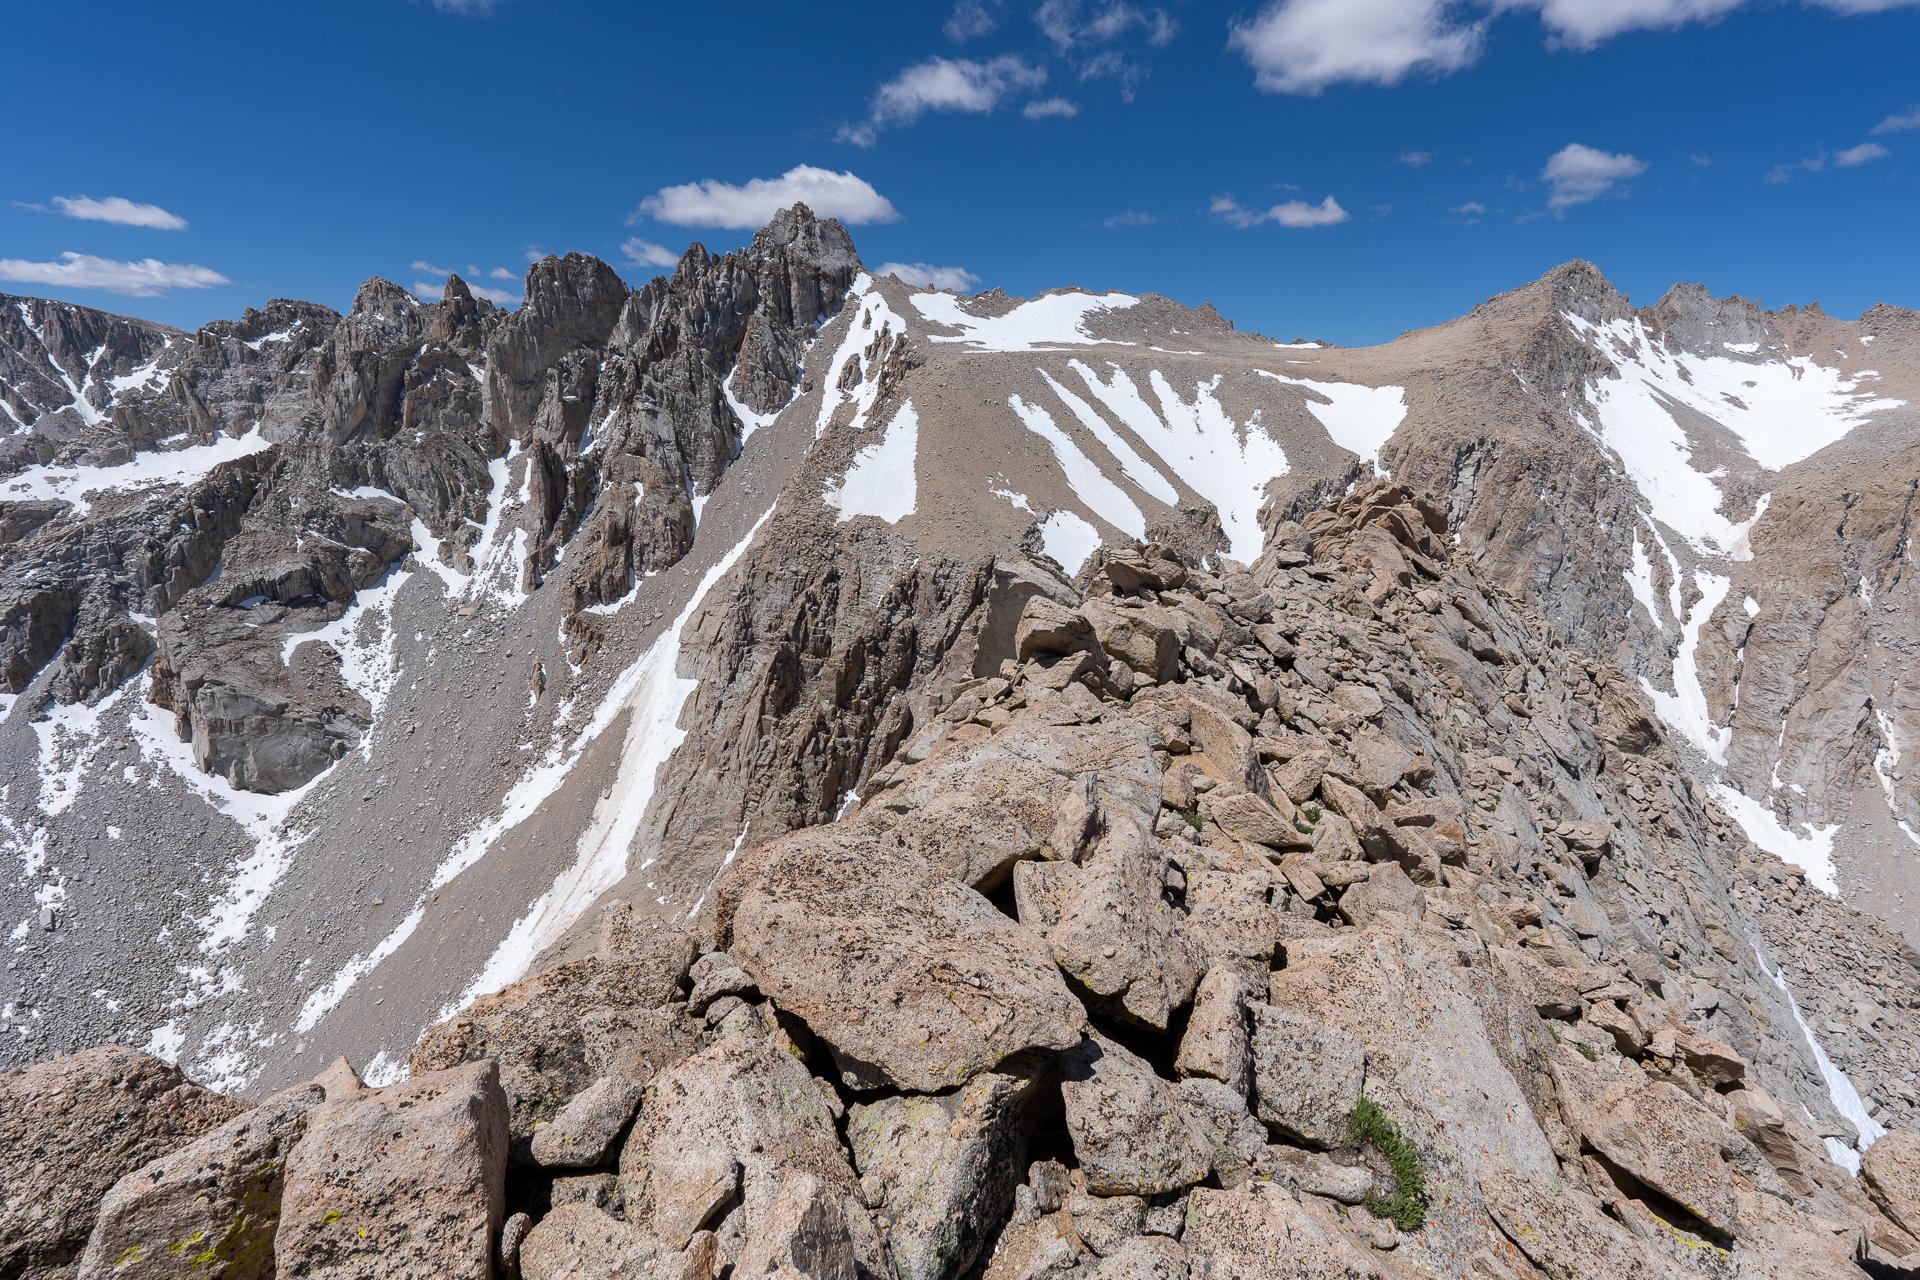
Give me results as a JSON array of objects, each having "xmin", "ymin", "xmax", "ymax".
[
  {"xmin": 1347, "ymin": 1098, "xmax": 1426, "ymax": 1232},
  {"xmin": 1181, "ymin": 807, "xmax": 1203, "ymax": 833},
  {"xmin": 1577, "ymin": 1041, "xmax": 1599, "ymax": 1062},
  {"xmin": 1302, "ymin": 804, "xmax": 1322, "ymax": 824}
]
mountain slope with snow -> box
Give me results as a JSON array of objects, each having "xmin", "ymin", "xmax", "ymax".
[{"xmin": 0, "ymin": 215, "xmax": 1915, "ymax": 1134}]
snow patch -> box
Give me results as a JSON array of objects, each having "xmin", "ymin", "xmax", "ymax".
[
  {"xmin": 1752, "ymin": 942, "xmax": 1883, "ymax": 1171},
  {"xmin": 128, "ymin": 681, "xmax": 323, "ymax": 956},
  {"xmin": 1068, "ymin": 362, "xmax": 1288, "ymax": 563},
  {"xmin": 1009, "ymin": 395, "xmax": 1144, "ymax": 539},
  {"xmin": 1623, "ymin": 533, "xmax": 1663, "ymax": 625},
  {"xmin": 815, "ymin": 276, "xmax": 903, "ymax": 440},
  {"xmin": 1567, "ymin": 314, "xmax": 1901, "ymax": 555},
  {"xmin": 440, "ymin": 506, "xmax": 777, "ymax": 1014},
  {"xmin": 1038, "ymin": 369, "xmax": 1178, "ymax": 505},
  {"xmin": 1714, "ymin": 785, "xmax": 1841, "ymax": 896},
  {"xmin": 1642, "ymin": 570, "xmax": 1733, "ymax": 763},
  {"xmin": 1255, "ymin": 371, "xmax": 1408, "ymax": 471},
  {"xmin": 1038, "ymin": 510, "xmax": 1102, "ymax": 577},
  {"xmin": 910, "ymin": 290, "xmax": 1138, "ymax": 352},
  {"xmin": 824, "ymin": 400, "xmax": 918, "ymax": 524},
  {"xmin": 0, "ymin": 428, "xmax": 272, "ymax": 516}
]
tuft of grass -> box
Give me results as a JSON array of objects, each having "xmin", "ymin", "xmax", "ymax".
[
  {"xmin": 1576, "ymin": 1041, "xmax": 1599, "ymax": 1062},
  {"xmin": 1180, "ymin": 807, "xmax": 1203, "ymax": 833},
  {"xmin": 1302, "ymin": 804, "xmax": 1322, "ymax": 824},
  {"xmin": 1347, "ymin": 1098, "xmax": 1426, "ymax": 1233}
]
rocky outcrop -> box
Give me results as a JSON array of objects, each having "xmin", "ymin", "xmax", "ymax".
[
  {"xmin": 0, "ymin": 1046, "xmax": 247, "ymax": 1280},
  {"xmin": 274, "ymin": 1060, "xmax": 509, "ymax": 1279},
  {"xmin": 8, "ymin": 478, "xmax": 1880, "ymax": 1279}
]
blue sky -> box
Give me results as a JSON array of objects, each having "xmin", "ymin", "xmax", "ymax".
[{"xmin": 4, "ymin": 0, "xmax": 1917, "ymax": 345}]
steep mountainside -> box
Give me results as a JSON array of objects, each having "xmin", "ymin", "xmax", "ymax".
[{"xmin": 0, "ymin": 207, "xmax": 1915, "ymax": 1242}]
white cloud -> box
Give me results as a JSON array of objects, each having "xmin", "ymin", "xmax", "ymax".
[
  {"xmin": 1398, "ymin": 150, "xmax": 1435, "ymax": 166},
  {"xmin": 1230, "ymin": 0, "xmax": 1920, "ymax": 94},
  {"xmin": 877, "ymin": 262, "xmax": 982, "ymax": 291},
  {"xmin": 1023, "ymin": 96, "xmax": 1081, "ymax": 119},
  {"xmin": 840, "ymin": 56, "xmax": 1047, "ymax": 146},
  {"xmin": 0, "ymin": 252, "xmax": 228, "ymax": 297},
  {"xmin": 944, "ymin": 0, "xmax": 1002, "ymax": 39},
  {"xmin": 1102, "ymin": 209, "xmax": 1161, "ymax": 227},
  {"xmin": 637, "ymin": 165, "xmax": 901, "ymax": 229},
  {"xmin": 411, "ymin": 259, "xmax": 455, "ymax": 278},
  {"xmin": 43, "ymin": 195, "xmax": 188, "ymax": 231},
  {"xmin": 427, "ymin": 0, "xmax": 501, "ymax": 13},
  {"xmin": 1211, "ymin": 193, "xmax": 1351, "ymax": 228},
  {"xmin": 1229, "ymin": 0, "xmax": 1485, "ymax": 94},
  {"xmin": 487, "ymin": 266, "xmax": 517, "ymax": 281},
  {"xmin": 1037, "ymin": 0, "xmax": 1177, "ymax": 50},
  {"xmin": 1542, "ymin": 143, "xmax": 1646, "ymax": 208},
  {"xmin": 621, "ymin": 238, "xmax": 681, "ymax": 269},
  {"xmin": 1495, "ymin": 0, "xmax": 1743, "ymax": 48},
  {"xmin": 1768, "ymin": 139, "xmax": 1891, "ymax": 181},
  {"xmin": 1453, "ymin": 200, "xmax": 1488, "ymax": 214},
  {"xmin": 1835, "ymin": 141, "xmax": 1891, "ymax": 166},
  {"xmin": 1874, "ymin": 105, "xmax": 1920, "ymax": 134}
]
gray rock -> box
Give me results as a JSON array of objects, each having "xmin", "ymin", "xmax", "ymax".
[
  {"xmin": 1248, "ymin": 1002, "xmax": 1365, "ymax": 1149},
  {"xmin": 274, "ymin": 1060, "xmax": 508, "ymax": 1280},
  {"xmin": 77, "ymin": 1083, "xmax": 322, "ymax": 1280},
  {"xmin": 848, "ymin": 1062, "xmax": 1041, "ymax": 1280},
  {"xmin": 1184, "ymin": 1183, "xmax": 1392, "ymax": 1279},
  {"xmin": 529, "ymin": 1075, "xmax": 645, "ymax": 1170},
  {"xmin": 1176, "ymin": 965, "xmax": 1253, "ymax": 1096},
  {"xmin": 1059, "ymin": 1034, "xmax": 1210, "ymax": 1196},
  {"xmin": 733, "ymin": 1171, "xmax": 858, "ymax": 1280},
  {"xmin": 727, "ymin": 826, "xmax": 1086, "ymax": 1092},
  {"xmin": 518, "ymin": 1204, "xmax": 657, "ymax": 1280},
  {"xmin": 0, "ymin": 1047, "xmax": 248, "ymax": 1280}
]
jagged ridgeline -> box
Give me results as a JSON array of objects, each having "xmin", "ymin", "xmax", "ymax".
[{"xmin": 2, "ymin": 207, "xmax": 1919, "ymax": 1279}]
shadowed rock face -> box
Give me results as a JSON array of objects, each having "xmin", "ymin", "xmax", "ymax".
[{"xmin": 11, "ymin": 480, "xmax": 1920, "ymax": 1280}]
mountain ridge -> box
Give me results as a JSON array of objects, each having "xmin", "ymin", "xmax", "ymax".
[{"xmin": 0, "ymin": 209, "xmax": 1914, "ymax": 1180}]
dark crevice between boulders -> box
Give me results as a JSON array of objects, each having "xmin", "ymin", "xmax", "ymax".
[{"xmin": 1586, "ymin": 1147, "xmax": 1735, "ymax": 1252}]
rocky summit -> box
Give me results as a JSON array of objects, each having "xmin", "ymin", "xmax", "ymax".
[{"xmin": 3, "ymin": 207, "xmax": 1920, "ymax": 1279}]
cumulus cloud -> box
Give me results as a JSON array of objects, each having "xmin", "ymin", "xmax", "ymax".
[
  {"xmin": 1835, "ymin": 141, "xmax": 1891, "ymax": 166},
  {"xmin": 840, "ymin": 56, "xmax": 1047, "ymax": 146},
  {"xmin": 1230, "ymin": 0, "xmax": 1920, "ymax": 93},
  {"xmin": 1542, "ymin": 143, "xmax": 1646, "ymax": 208},
  {"xmin": 1210, "ymin": 193, "xmax": 1351, "ymax": 228},
  {"xmin": 1229, "ymin": 0, "xmax": 1485, "ymax": 95},
  {"xmin": 1874, "ymin": 105, "xmax": 1920, "ymax": 134},
  {"xmin": 1454, "ymin": 200, "xmax": 1488, "ymax": 213},
  {"xmin": 621, "ymin": 238, "xmax": 681, "ymax": 269},
  {"xmin": 0, "ymin": 252, "xmax": 228, "ymax": 297},
  {"xmin": 877, "ymin": 262, "xmax": 982, "ymax": 291},
  {"xmin": 487, "ymin": 266, "xmax": 517, "ymax": 281},
  {"xmin": 32, "ymin": 195, "xmax": 189, "ymax": 231},
  {"xmin": 1494, "ymin": 0, "xmax": 1743, "ymax": 48},
  {"xmin": 637, "ymin": 165, "xmax": 901, "ymax": 229},
  {"xmin": 1023, "ymin": 96, "xmax": 1081, "ymax": 119}
]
